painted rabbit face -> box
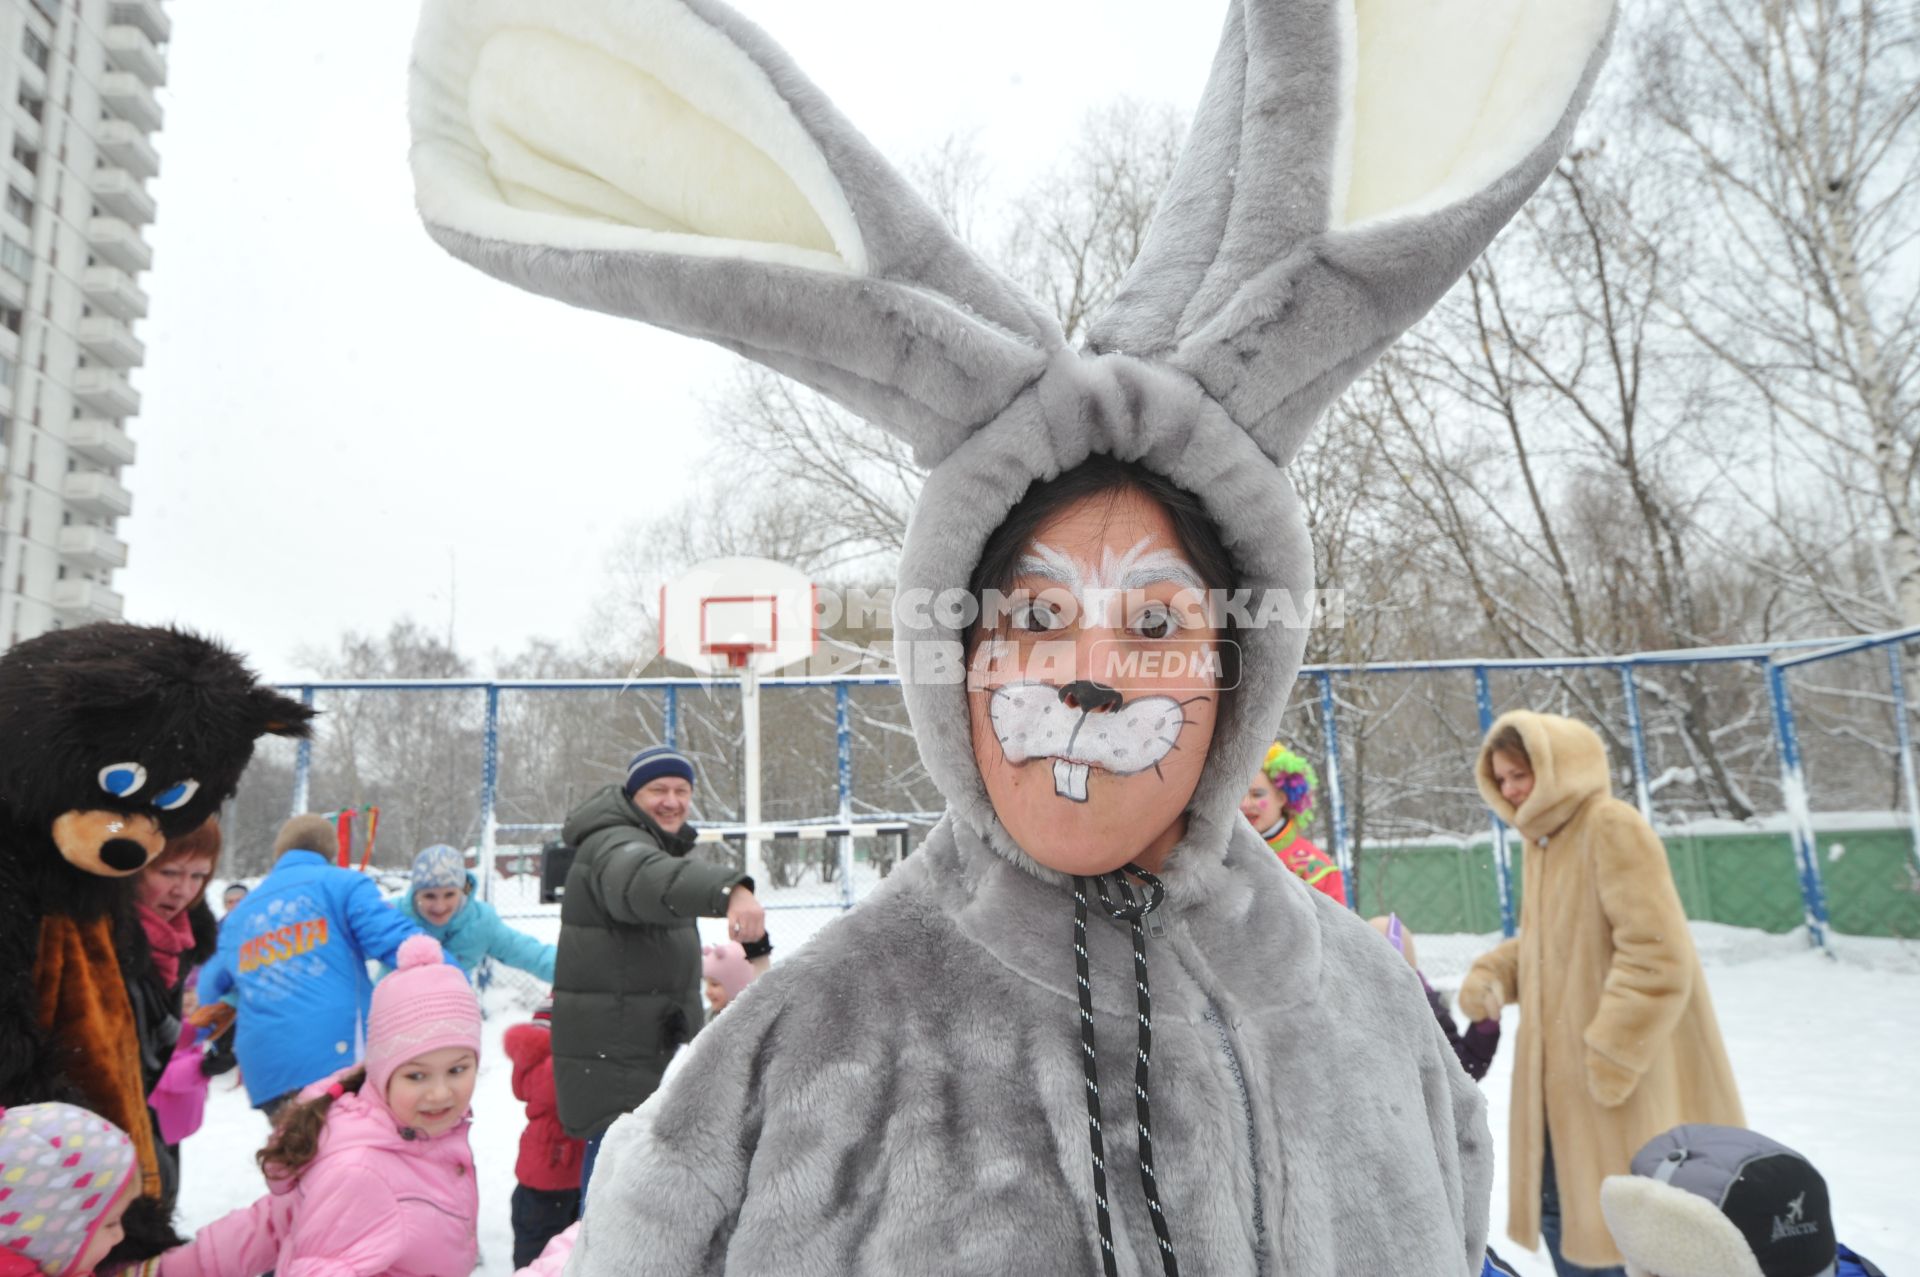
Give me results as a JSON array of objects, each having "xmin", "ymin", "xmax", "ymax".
[{"xmin": 968, "ymin": 488, "xmax": 1220, "ymax": 875}]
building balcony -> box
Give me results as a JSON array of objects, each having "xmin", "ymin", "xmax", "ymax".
[
  {"xmin": 103, "ymin": 25, "xmax": 167, "ymax": 88},
  {"xmin": 98, "ymin": 72, "xmax": 163, "ymax": 132},
  {"xmin": 0, "ymin": 269, "xmax": 23, "ymax": 310},
  {"xmin": 72, "ymin": 367, "xmax": 141, "ymax": 418},
  {"xmin": 86, "ymin": 217, "xmax": 152, "ymax": 273},
  {"xmin": 53, "ymin": 579, "xmax": 126, "ymax": 622},
  {"xmin": 77, "ymin": 317, "xmax": 145, "ymax": 368},
  {"xmin": 62, "ymin": 470, "xmax": 134, "ymax": 518},
  {"xmin": 90, "ymin": 168, "xmax": 156, "ymax": 226},
  {"xmin": 81, "ymin": 266, "xmax": 148, "ymax": 321},
  {"xmin": 57, "ymin": 524, "xmax": 129, "ymax": 570},
  {"xmin": 109, "ymin": 0, "xmax": 170, "ymax": 45},
  {"xmin": 15, "ymin": 56, "xmax": 45, "ymax": 99},
  {"xmin": 95, "ymin": 120, "xmax": 160, "ymax": 180},
  {"xmin": 66, "ymin": 418, "xmax": 138, "ymax": 467}
]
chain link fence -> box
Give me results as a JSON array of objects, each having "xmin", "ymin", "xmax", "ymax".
[{"xmin": 220, "ymin": 630, "xmax": 1920, "ymax": 998}]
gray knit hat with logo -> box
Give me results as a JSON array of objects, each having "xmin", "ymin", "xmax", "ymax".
[{"xmin": 1601, "ymin": 1124, "xmax": 1837, "ymax": 1277}]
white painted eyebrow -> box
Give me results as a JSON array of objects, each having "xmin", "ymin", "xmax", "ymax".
[
  {"xmin": 1015, "ymin": 543, "xmax": 1083, "ymax": 590},
  {"xmin": 1117, "ymin": 551, "xmax": 1205, "ymax": 593},
  {"xmin": 1013, "ymin": 542, "xmax": 1205, "ymax": 594}
]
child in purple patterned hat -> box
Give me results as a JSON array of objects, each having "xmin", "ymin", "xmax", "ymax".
[{"xmin": 0, "ymin": 1103, "xmax": 137, "ymax": 1277}]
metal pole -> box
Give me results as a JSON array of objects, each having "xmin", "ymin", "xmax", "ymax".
[
  {"xmin": 1475, "ymin": 667, "xmax": 1517, "ymax": 939},
  {"xmin": 837, "ymin": 682, "xmax": 855, "ymax": 911},
  {"xmin": 478, "ymin": 686, "xmax": 500, "ymax": 904},
  {"xmin": 290, "ymin": 686, "xmax": 316, "ymax": 816},
  {"xmin": 662, "ymin": 685, "xmax": 679, "ymax": 750},
  {"xmin": 1316, "ymin": 671, "xmax": 1356, "ymax": 910},
  {"xmin": 1763, "ymin": 660, "xmax": 1831, "ymax": 951},
  {"xmin": 741, "ymin": 664, "xmax": 766, "ymax": 892},
  {"xmin": 1886, "ymin": 645, "xmax": 1920, "ymax": 876},
  {"xmin": 1619, "ymin": 665, "xmax": 1655, "ymax": 823}
]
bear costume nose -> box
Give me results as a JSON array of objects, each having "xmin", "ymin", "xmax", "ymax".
[{"xmin": 99, "ymin": 840, "xmax": 152, "ymax": 872}]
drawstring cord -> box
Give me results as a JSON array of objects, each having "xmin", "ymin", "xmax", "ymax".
[{"xmin": 1073, "ymin": 865, "xmax": 1179, "ymax": 1277}]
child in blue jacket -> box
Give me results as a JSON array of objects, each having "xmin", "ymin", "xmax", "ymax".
[
  {"xmin": 196, "ymin": 814, "xmax": 450, "ymax": 1115},
  {"xmin": 393, "ymin": 844, "xmax": 557, "ymax": 982}
]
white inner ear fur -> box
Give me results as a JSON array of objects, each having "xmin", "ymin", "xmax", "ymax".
[
  {"xmin": 411, "ymin": 0, "xmax": 865, "ymax": 274},
  {"xmin": 1598, "ymin": 1175, "xmax": 1769, "ymax": 1277},
  {"xmin": 1334, "ymin": 0, "xmax": 1613, "ymax": 229}
]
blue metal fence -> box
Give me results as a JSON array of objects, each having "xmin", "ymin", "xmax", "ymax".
[{"xmin": 276, "ymin": 628, "xmax": 1920, "ymax": 950}]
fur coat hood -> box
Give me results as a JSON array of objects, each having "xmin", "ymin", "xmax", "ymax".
[
  {"xmin": 408, "ymin": 0, "xmax": 1615, "ymax": 1270},
  {"xmin": 1476, "ymin": 711, "xmax": 1612, "ymax": 843}
]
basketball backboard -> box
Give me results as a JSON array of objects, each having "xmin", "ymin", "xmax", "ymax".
[{"xmin": 660, "ymin": 557, "xmax": 817, "ymax": 676}]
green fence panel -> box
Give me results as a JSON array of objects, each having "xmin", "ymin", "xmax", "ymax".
[
  {"xmin": 1354, "ymin": 845, "xmax": 1477, "ymax": 932},
  {"xmin": 1350, "ymin": 827, "xmax": 1918, "ymax": 938},
  {"xmin": 1666, "ymin": 831, "xmax": 1804, "ymax": 932},
  {"xmin": 1815, "ymin": 829, "xmax": 1920, "ymax": 939}
]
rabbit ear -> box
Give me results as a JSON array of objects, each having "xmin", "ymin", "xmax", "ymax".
[
  {"xmin": 409, "ymin": 1, "xmax": 1062, "ymax": 467},
  {"xmin": 1087, "ymin": 0, "xmax": 1616, "ymax": 465}
]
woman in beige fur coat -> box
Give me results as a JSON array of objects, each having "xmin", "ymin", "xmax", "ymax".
[{"xmin": 1460, "ymin": 711, "xmax": 1743, "ymax": 1275}]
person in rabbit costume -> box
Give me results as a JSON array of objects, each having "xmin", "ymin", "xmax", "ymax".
[{"xmin": 409, "ymin": 0, "xmax": 1613, "ymax": 1271}]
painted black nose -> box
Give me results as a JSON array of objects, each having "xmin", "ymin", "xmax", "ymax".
[
  {"xmin": 1059, "ymin": 680, "xmax": 1124, "ymax": 713},
  {"xmin": 100, "ymin": 839, "xmax": 151, "ymax": 872}
]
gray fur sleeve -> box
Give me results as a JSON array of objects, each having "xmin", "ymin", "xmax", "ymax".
[
  {"xmin": 1436, "ymin": 1012, "xmax": 1495, "ymax": 1273},
  {"xmin": 569, "ymin": 986, "xmax": 776, "ymax": 1276}
]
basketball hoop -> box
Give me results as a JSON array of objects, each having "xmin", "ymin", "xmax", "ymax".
[
  {"xmin": 661, "ymin": 558, "xmax": 815, "ymax": 679},
  {"xmin": 709, "ymin": 644, "xmax": 756, "ymax": 671},
  {"xmin": 659, "ymin": 557, "xmax": 820, "ymax": 897}
]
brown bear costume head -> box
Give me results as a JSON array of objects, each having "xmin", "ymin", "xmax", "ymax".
[{"xmin": 0, "ymin": 622, "xmax": 314, "ymax": 920}]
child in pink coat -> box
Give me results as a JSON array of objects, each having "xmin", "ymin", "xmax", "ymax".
[{"xmin": 157, "ymin": 936, "xmax": 482, "ymax": 1277}]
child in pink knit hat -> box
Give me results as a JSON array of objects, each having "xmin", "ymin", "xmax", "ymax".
[
  {"xmin": 0, "ymin": 1103, "xmax": 137, "ymax": 1277},
  {"xmin": 701, "ymin": 940, "xmax": 758, "ymax": 1021},
  {"xmin": 158, "ymin": 936, "xmax": 483, "ymax": 1277}
]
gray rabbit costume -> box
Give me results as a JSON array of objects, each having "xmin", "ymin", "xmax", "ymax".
[{"xmin": 411, "ymin": 0, "xmax": 1612, "ymax": 1271}]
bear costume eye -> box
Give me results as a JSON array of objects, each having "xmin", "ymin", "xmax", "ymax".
[
  {"xmin": 152, "ymin": 780, "xmax": 201, "ymax": 811},
  {"xmin": 98, "ymin": 762, "xmax": 148, "ymax": 797}
]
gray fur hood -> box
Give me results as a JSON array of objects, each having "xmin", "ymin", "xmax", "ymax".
[{"xmin": 409, "ymin": 0, "xmax": 1614, "ymax": 1269}]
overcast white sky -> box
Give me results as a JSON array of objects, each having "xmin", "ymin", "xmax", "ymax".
[{"xmin": 116, "ymin": 1, "xmax": 1220, "ymax": 678}]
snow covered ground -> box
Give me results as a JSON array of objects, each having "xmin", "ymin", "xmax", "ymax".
[{"xmin": 175, "ymin": 919, "xmax": 1919, "ymax": 1273}]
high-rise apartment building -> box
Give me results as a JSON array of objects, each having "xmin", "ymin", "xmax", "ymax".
[{"xmin": 0, "ymin": 0, "xmax": 165, "ymax": 646}]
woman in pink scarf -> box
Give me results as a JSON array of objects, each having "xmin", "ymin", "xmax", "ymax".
[{"xmin": 128, "ymin": 818, "xmax": 222, "ymax": 1207}]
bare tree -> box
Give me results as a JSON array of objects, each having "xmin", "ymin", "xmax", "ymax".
[
  {"xmin": 285, "ymin": 620, "xmax": 486, "ymax": 863},
  {"xmin": 684, "ymin": 100, "xmax": 1189, "ymax": 572},
  {"xmin": 1001, "ymin": 98, "xmax": 1187, "ymax": 344},
  {"xmin": 1640, "ymin": 0, "xmax": 1920, "ymax": 626},
  {"xmin": 1319, "ymin": 142, "xmax": 1778, "ymax": 821}
]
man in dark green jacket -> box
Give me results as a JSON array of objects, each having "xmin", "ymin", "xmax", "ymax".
[{"xmin": 553, "ymin": 746, "xmax": 765, "ymax": 1201}]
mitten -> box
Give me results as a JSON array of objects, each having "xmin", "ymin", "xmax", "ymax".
[
  {"xmin": 1585, "ymin": 1047, "xmax": 1639, "ymax": 1108},
  {"xmin": 1457, "ymin": 973, "xmax": 1506, "ymax": 1024},
  {"xmin": 149, "ymin": 1026, "xmax": 210, "ymax": 1143}
]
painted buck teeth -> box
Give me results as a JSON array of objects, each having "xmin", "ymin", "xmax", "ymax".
[{"xmin": 1052, "ymin": 759, "xmax": 1091, "ymax": 802}]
